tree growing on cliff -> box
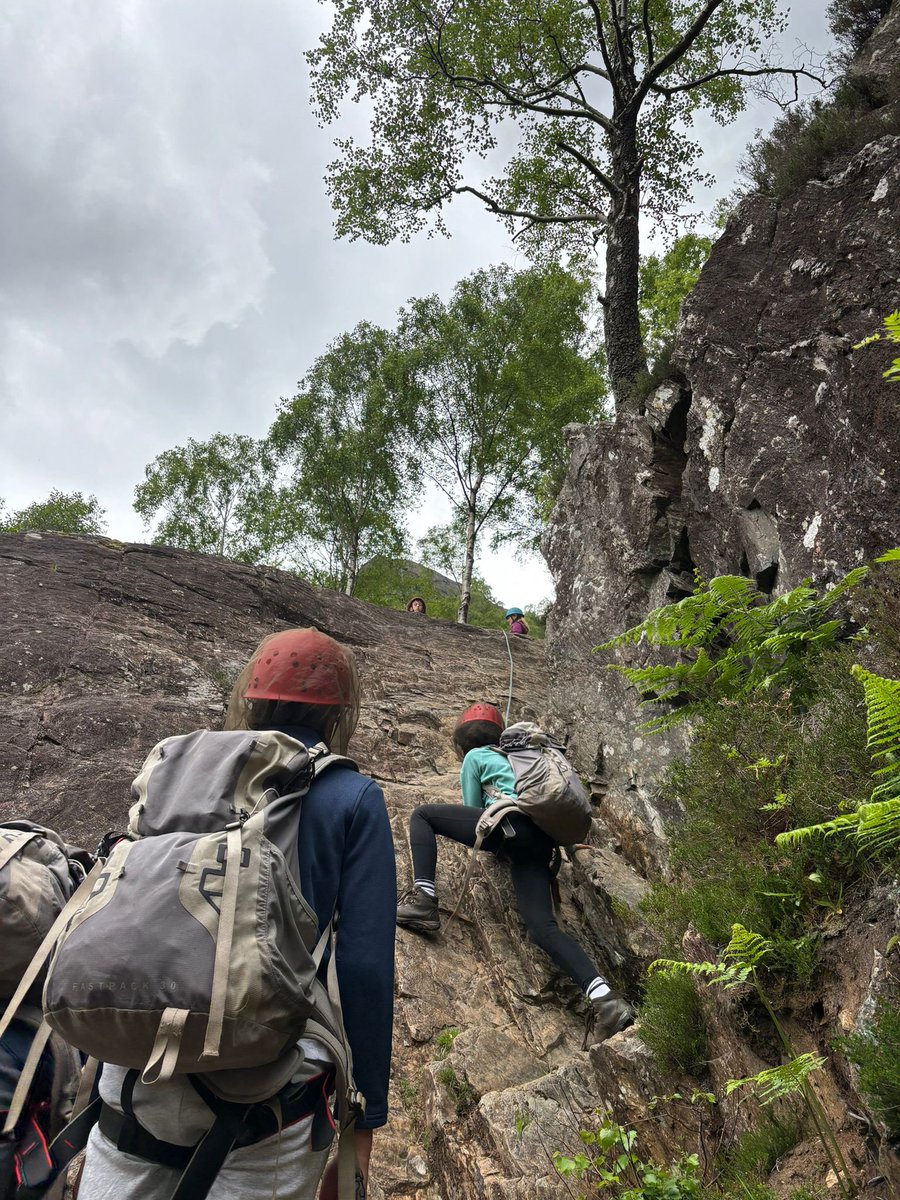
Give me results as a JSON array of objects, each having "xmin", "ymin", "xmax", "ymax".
[
  {"xmin": 308, "ymin": 0, "xmax": 823, "ymax": 411},
  {"xmin": 134, "ymin": 434, "xmax": 281, "ymax": 563},
  {"xmin": 268, "ymin": 321, "xmax": 417, "ymax": 595},
  {"xmin": 1, "ymin": 490, "xmax": 106, "ymax": 536},
  {"xmin": 396, "ymin": 263, "xmax": 604, "ymax": 622}
]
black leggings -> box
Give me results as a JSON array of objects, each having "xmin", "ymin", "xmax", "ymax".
[{"xmin": 409, "ymin": 804, "xmax": 600, "ymax": 992}]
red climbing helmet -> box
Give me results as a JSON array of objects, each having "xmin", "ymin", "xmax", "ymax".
[
  {"xmin": 456, "ymin": 703, "xmax": 503, "ymax": 731},
  {"xmin": 244, "ymin": 628, "xmax": 356, "ymax": 706}
]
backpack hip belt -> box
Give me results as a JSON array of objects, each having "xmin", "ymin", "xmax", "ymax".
[{"xmin": 96, "ymin": 1067, "xmax": 338, "ymax": 1170}]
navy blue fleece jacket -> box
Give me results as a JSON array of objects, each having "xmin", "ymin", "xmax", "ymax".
[{"xmin": 275, "ymin": 725, "xmax": 395, "ymax": 1130}]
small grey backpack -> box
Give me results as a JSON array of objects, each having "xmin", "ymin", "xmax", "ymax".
[
  {"xmin": 488, "ymin": 721, "xmax": 593, "ymax": 845},
  {"xmin": 0, "ymin": 823, "xmax": 87, "ymax": 1141},
  {"xmin": 25, "ymin": 730, "xmax": 354, "ymax": 1102}
]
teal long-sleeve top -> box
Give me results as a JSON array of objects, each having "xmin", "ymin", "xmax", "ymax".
[{"xmin": 459, "ymin": 745, "xmax": 517, "ymax": 808}]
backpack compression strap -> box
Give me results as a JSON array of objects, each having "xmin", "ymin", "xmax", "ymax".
[{"xmin": 444, "ymin": 797, "xmax": 523, "ymax": 928}]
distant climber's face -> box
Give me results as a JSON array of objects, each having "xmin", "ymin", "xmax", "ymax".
[{"xmin": 410, "ymin": 599, "xmax": 425, "ymax": 613}]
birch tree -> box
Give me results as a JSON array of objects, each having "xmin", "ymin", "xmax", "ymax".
[
  {"xmin": 309, "ymin": 0, "xmax": 823, "ymax": 410},
  {"xmin": 397, "ymin": 263, "xmax": 604, "ymax": 622},
  {"xmin": 268, "ymin": 321, "xmax": 416, "ymax": 595}
]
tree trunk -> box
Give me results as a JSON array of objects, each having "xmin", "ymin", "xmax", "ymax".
[
  {"xmin": 345, "ymin": 537, "xmax": 358, "ymax": 596},
  {"xmin": 457, "ymin": 503, "xmax": 477, "ymax": 624},
  {"xmin": 605, "ymin": 116, "xmax": 648, "ymax": 415}
]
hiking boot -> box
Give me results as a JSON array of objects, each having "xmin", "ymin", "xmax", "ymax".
[
  {"xmin": 583, "ymin": 991, "xmax": 634, "ymax": 1048},
  {"xmin": 396, "ymin": 887, "xmax": 440, "ymax": 933}
]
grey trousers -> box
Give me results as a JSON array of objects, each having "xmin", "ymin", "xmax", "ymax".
[
  {"xmin": 79, "ymin": 1115, "xmax": 330, "ymax": 1200},
  {"xmin": 78, "ymin": 1041, "xmax": 333, "ymax": 1200}
]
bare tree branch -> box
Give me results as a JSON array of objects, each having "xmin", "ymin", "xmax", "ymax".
[
  {"xmin": 641, "ymin": 0, "xmax": 655, "ymax": 66},
  {"xmin": 585, "ymin": 0, "xmax": 622, "ymax": 104},
  {"xmin": 635, "ymin": 0, "xmax": 724, "ymax": 107},
  {"xmin": 555, "ymin": 139, "xmax": 620, "ymax": 196},
  {"xmin": 650, "ymin": 62, "xmax": 827, "ymax": 98},
  {"xmin": 453, "ymin": 184, "xmax": 604, "ymax": 229}
]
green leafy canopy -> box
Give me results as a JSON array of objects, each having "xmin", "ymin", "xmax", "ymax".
[
  {"xmin": 269, "ymin": 321, "xmax": 416, "ymax": 594},
  {"xmin": 133, "ymin": 434, "xmax": 281, "ymax": 564},
  {"xmin": 309, "ymin": 0, "xmax": 805, "ymax": 260}
]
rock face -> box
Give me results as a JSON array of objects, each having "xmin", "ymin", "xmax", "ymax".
[
  {"xmin": 0, "ymin": 531, "xmax": 655, "ymax": 1200},
  {"xmin": 545, "ymin": 41, "xmax": 900, "ymax": 875}
]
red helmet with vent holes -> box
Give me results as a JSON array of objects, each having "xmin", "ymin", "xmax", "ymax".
[
  {"xmin": 456, "ymin": 704, "xmax": 503, "ymax": 731},
  {"xmin": 244, "ymin": 628, "xmax": 354, "ymax": 707}
]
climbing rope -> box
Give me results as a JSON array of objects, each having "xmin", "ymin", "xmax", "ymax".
[{"xmin": 502, "ymin": 630, "xmax": 514, "ymax": 726}]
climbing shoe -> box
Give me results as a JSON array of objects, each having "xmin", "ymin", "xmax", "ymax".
[
  {"xmin": 583, "ymin": 992, "xmax": 635, "ymax": 1048},
  {"xmin": 396, "ymin": 886, "xmax": 440, "ymax": 933}
]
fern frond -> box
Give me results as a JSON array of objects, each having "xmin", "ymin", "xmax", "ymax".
[
  {"xmin": 775, "ymin": 813, "xmax": 860, "ymax": 849},
  {"xmin": 854, "ymin": 799, "xmax": 900, "ymax": 855},
  {"xmin": 780, "ymin": 666, "xmax": 900, "ymax": 859},
  {"xmin": 723, "ymin": 924, "xmax": 772, "ymax": 970},
  {"xmin": 649, "ymin": 956, "xmax": 751, "ymax": 990},
  {"xmin": 851, "ymin": 665, "xmax": 900, "ymax": 762},
  {"xmin": 875, "ymin": 548, "xmax": 900, "ymax": 564},
  {"xmin": 725, "ymin": 1054, "xmax": 825, "ymax": 1105}
]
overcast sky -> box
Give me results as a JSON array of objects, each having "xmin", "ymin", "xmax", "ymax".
[{"xmin": 0, "ymin": 0, "xmax": 832, "ymax": 608}]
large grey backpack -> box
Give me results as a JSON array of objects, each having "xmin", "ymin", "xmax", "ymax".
[
  {"xmin": 37, "ymin": 730, "xmax": 355, "ymax": 1102},
  {"xmin": 0, "ymin": 733, "xmax": 353, "ymax": 1123}
]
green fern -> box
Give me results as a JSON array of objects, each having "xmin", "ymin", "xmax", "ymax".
[
  {"xmin": 725, "ymin": 1054, "xmax": 826, "ymax": 1105},
  {"xmin": 650, "ymin": 924, "xmax": 773, "ymax": 991},
  {"xmin": 597, "ymin": 568, "xmax": 870, "ymax": 729},
  {"xmin": 777, "ymin": 665, "xmax": 900, "ymax": 858},
  {"xmin": 853, "ymin": 310, "xmax": 900, "ymax": 382}
]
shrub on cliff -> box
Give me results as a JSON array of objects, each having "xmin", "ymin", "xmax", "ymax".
[{"xmin": 1, "ymin": 490, "xmax": 106, "ymax": 537}]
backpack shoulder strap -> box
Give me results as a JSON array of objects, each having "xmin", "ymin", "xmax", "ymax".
[
  {"xmin": 445, "ymin": 798, "xmax": 522, "ymax": 928},
  {"xmin": 308, "ymin": 743, "xmax": 359, "ymax": 777}
]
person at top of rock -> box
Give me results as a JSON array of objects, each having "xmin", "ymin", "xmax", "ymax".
[
  {"xmin": 77, "ymin": 628, "xmax": 396, "ymax": 1200},
  {"xmin": 396, "ymin": 704, "xmax": 633, "ymax": 1044},
  {"xmin": 504, "ymin": 607, "xmax": 529, "ymax": 637},
  {"xmin": 406, "ymin": 596, "xmax": 427, "ymax": 614}
]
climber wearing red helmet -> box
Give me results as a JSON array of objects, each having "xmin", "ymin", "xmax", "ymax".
[
  {"xmin": 396, "ymin": 703, "xmax": 632, "ymax": 1042},
  {"xmin": 79, "ymin": 628, "xmax": 395, "ymax": 1200}
]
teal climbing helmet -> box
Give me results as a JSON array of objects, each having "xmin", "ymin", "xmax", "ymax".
[{"xmin": 504, "ymin": 607, "xmax": 524, "ymax": 618}]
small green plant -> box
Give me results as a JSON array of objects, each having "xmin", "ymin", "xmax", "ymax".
[
  {"xmin": 553, "ymin": 1114, "xmax": 702, "ymax": 1198},
  {"xmin": 835, "ymin": 1001, "xmax": 900, "ymax": 1138},
  {"xmin": 652, "ymin": 925, "xmax": 854, "ymax": 1197},
  {"xmin": 434, "ymin": 1025, "xmax": 461, "ymax": 1059},
  {"xmin": 853, "ymin": 311, "xmax": 900, "ymax": 384},
  {"xmin": 596, "ymin": 568, "xmax": 868, "ymax": 732},
  {"xmin": 714, "ymin": 1114, "xmax": 803, "ymax": 1193},
  {"xmin": 436, "ymin": 1064, "xmax": 476, "ymax": 1115},
  {"xmin": 514, "ymin": 1106, "xmax": 533, "ymax": 1139},
  {"xmin": 637, "ymin": 970, "xmax": 708, "ymax": 1076},
  {"xmin": 395, "ymin": 1074, "xmax": 425, "ymax": 1136}
]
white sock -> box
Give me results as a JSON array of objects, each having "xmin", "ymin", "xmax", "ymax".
[
  {"xmin": 585, "ymin": 977, "xmax": 611, "ymax": 1001},
  {"xmin": 414, "ymin": 879, "xmax": 437, "ymax": 898}
]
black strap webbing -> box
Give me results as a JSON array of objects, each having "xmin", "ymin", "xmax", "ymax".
[{"xmin": 97, "ymin": 1103, "xmax": 194, "ymax": 1170}]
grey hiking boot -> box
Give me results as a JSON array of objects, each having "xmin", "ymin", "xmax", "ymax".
[
  {"xmin": 583, "ymin": 992, "xmax": 635, "ymax": 1048},
  {"xmin": 396, "ymin": 886, "xmax": 440, "ymax": 933}
]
